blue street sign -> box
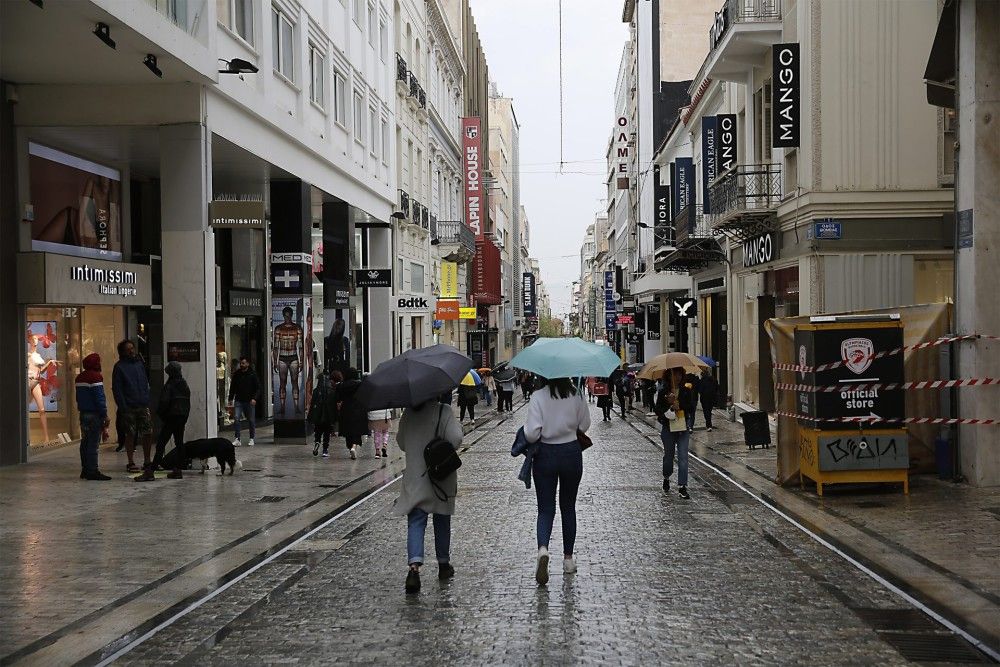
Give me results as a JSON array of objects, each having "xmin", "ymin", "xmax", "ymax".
[{"xmin": 814, "ymin": 219, "xmax": 842, "ymax": 240}]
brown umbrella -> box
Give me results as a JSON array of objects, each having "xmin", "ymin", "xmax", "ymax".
[{"xmin": 637, "ymin": 352, "xmax": 709, "ymax": 381}]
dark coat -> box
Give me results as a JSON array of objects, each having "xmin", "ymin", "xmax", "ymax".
[
  {"xmin": 157, "ymin": 365, "xmax": 191, "ymax": 421},
  {"xmin": 112, "ymin": 356, "xmax": 150, "ymax": 409},
  {"xmin": 335, "ymin": 379, "xmax": 369, "ymax": 438},
  {"xmin": 698, "ymin": 373, "xmax": 719, "ymax": 406},
  {"xmin": 457, "ymin": 384, "xmax": 479, "ymax": 407},
  {"xmin": 228, "ymin": 368, "xmax": 259, "ymax": 402},
  {"xmin": 308, "ymin": 373, "xmax": 339, "ymax": 426}
]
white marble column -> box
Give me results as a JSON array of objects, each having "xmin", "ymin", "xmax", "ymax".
[
  {"xmin": 159, "ymin": 124, "xmax": 216, "ymax": 440},
  {"xmin": 367, "ymin": 226, "xmax": 393, "ymax": 368}
]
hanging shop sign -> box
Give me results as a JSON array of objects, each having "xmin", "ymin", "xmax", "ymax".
[
  {"xmin": 716, "ymin": 114, "xmax": 738, "ymax": 174},
  {"xmin": 166, "ymin": 341, "xmax": 201, "ymax": 363},
  {"xmin": 742, "ymin": 231, "xmax": 778, "ymax": 268},
  {"xmin": 671, "ymin": 297, "xmax": 697, "ymax": 318},
  {"xmin": 616, "ymin": 314, "xmax": 634, "ymax": 325},
  {"xmin": 16, "ymin": 252, "xmax": 152, "ymax": 306},
  {"xmin": 674, "ymin": 157, "xmax": 694, "ymax": 219},
  {"xmin": 440, "ymin": 262, "xmax": 459, "ymax": 298},
  {"xmin": 353, "ymin": 268, "xmax": 392, "ymax": 288},
  {"xmin": 462, "ymin": 117, "xmax": 483, "ymax": 239},
  {"xmin": 615, "ymin": 115, "xmax": 630, "ymax": 190},
  {"xmin": 605, "ymin": 313, "xmax": 618, "ymax": 331},
  {"xmin": 653, "ymin": 166, "xmax": 672, "ymax": 246},
  {"xmin": 772, "ymin": 43, "xmax": 801, "ymax": 148},
  {"xmin": 701, "ymin": 117, "xmax": 717, "ymax": 214},
  {"xmin": 396, "ymin": 296, "xmax": 432, "ymax": 314},
  {"xmin": 209, "ymin": 198, "xmax": 266, "ymax": 228},
  {"xmin": 435, "ymin": 299, "xmax": 460, "ymax": 320},
  {"xmin": 271, "ymin": 252, "xmax": 313, "ymax": 295},
  {"xmin": 634, "ymin": 307, "xmax": 646, "ymax": 336},
  {"xmin": 522, "ymin": 272, "xmax": 537, "ymax": 317},
  {"xmin": 709, "ymin": 1, "xmax": 730, "ymax": 51},
  {"xmin": 228, "ymin": 289, "xmax": 264, "ymax": 317},
  {"xmin": 459, "ymin": 307, "xmax": 477, "ymax": 320},
  {"xmin": 646, "ymin": 303, "xmax": 661, "ymax": 340}
]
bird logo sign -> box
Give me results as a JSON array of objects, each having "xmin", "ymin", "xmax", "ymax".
[
  {"xmin": 672, "ymin": 298, "xmax": 695, "ymax": 318},
  {"xmin": 841, "ymin": 337, "xmax": 875, "ymax": 375},
  {"xmin": 466, "ymin": 125, "xmax": 478, "ymax": 139},
  {"xmin": 368, "ymin": 270, "xmax": 381, "ymax": 280}
]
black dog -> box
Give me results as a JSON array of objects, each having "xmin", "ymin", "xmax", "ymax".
[{"xmin": 161, "ymin": 438, "xmax": 240, "ymax": 475}]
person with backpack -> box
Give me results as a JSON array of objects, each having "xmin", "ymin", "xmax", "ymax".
[
  {"xmin": 393, "ymin": 397, "xmax": 464, "ymax": 594},
  {"xmin": 523, "ymin": 377, "xmax": 591, "ymax": 586},
  {"xmin": 152, "ymin": 361, "xmax": 191, "ymax": 478}
]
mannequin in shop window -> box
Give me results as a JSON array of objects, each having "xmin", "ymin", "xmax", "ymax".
[
  {"xmin": 217, "ymin": 352, "xmax": 228, "ymax": 423},
  {"xmin": 26, "ymin": 328, "xmax": 59, "ymax": 444}
]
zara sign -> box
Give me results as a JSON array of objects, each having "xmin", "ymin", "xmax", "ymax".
[{"xmin": 743, "ymin": 232, "xmax": 778, "ymax": 268}]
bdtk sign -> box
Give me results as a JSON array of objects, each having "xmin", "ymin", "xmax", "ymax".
[{"xmin": 772, "ymin": 43, "xmax": 800, "ymax": 148}]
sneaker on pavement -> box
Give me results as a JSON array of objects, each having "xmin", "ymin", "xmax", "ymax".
[
  {"xmin": 438, "ymin": 563, "xmax": 455, "ymax": 580},
  {"xmin": 535, "ymin": 547, "xmax": 550, "ymax": 586},
  {"xmin": 312, "ymin": 442, "xmax": 320, "ymax": 457},
  {"xmin": 247, "ymin": 438, "xmax": 255, "ymax": 447},
  {"xmin": 679, "ymin": 486, "xmax": 690, "ymax": 500},
  {"xmin": 381, "ymin": 447, "xmax": 388, "ymax": 458},
  {"xmin": 563, "ymin": 557, "xmax": 577, "ymax": 574},
  {"xmin": 707, "ymin": 427, "xmax": 713, "ymax": 432},
  {"xmin": 133, "ymin": 468, "xmax": 156, "ymax": 482},
  {"xmin": 322, "ymin": 450, "xmax": 329, "ymax": 458},
  {"xmin": 350, "ymin": 446, "xmax": 357, "ymax": 460},
  {"xmin": 405, "ymin": 567, "xmax": 421, "ymax": 594},
  {"xmin": 662, "ymin": 479, "xmax": 670, "ymax": 494},
  {"xmin": 233, "ymin": 438, "xmax": 241, "ymax": 447},
  {"xmin": 374, "ymin": 450, "xmax": 381, "ymax": 459}
]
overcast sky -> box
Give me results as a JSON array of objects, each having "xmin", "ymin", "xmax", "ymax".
[{"xmin": 468, "ymin": 0, "xmax": 628, "ymax": 318}]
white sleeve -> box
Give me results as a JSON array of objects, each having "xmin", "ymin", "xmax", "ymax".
[{"xmin": 523, "ymin": 394, "xmax": 543, "ymax": 443}]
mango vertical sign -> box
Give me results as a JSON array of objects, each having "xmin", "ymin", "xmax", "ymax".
[{"xmin": 462, "ymin": 117, "xmax": 483, "ymax": 239}]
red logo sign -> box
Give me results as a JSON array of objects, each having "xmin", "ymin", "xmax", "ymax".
[
  {"xmin": 616, "ymin": 314, "xmax": 634, "ymax": 325},
  {"xmin": 462, "ymin": 117, "xmax": 483, "ymax": 239}
]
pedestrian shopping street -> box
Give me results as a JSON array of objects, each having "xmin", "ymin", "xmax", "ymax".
[{"xmin": 2, "ymin": 402, "xmax": 995, "ymax": 666}]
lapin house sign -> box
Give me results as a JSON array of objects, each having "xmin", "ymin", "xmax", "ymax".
[
  {"xmin": 615, "ymin": 115, "xmax": 629, "ymax": 190},
  {"xmin": 462, "ymin": 118, "xmax": 483, "ymax": 239},
  {"xmin": 772, "ymin": 43, "xmax": 801, "ymax": 148}
]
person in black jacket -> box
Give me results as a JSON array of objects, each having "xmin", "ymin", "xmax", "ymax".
[
  {"xmin": 457, "ymin": 383, "xmax": 479, "ymax": 422},
  {"xmin": 153, "ymin": 361, "xmax": 191, "ymax": 478},
  {"xmin": 228, "ymin": 357, "xmax": 259, "ymax": 447},
  {"xmin": 683, "ymin": 372, "xmax": 701, "ymax": 432},
  {"xmin": 336, "ymin": 368, "xmax": 369, "ymax": 459},
  {"xmin": 309, "ymin": 367, "xmax": 340, "ymax": 457},
  {"xmin": 698, "ymin": 369, "xmax": 719, "ymax": 432},
  {"xmin": 653, "ymin": 368, "xmax": 696, "ymax": 499}
]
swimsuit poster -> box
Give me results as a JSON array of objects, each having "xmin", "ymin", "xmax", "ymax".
[
  {"xmin": 27, "ymin": 321, "xmax": 59, "ymax": 412},
  {"xmin": 271, "ymin": 297, "xmax": 305, "ymax": 419}
]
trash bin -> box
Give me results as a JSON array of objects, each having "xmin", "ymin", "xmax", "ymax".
[{"xmin": 740, "ymin": 411, "xmax": 771, "ymax": 449}]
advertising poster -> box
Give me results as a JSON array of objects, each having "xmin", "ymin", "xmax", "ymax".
[
  {"xmin": 271, "ymin": 297, "xmax": 306, "ymax": 419},
  {"xmin": 29, "ymin": 143, "xmax": 122, "ymax": 260},
  {"xmin": 27, "ymin": 321, "xmax": 59, "ymax": 412},
  {"xmin": 323, "ymin": 308, "xmax": 352, "ymax": 375}
]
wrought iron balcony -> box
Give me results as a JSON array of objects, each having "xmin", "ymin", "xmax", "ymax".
[
  {"xmin": 433, "ymin": 220, "xmax": 476, "ymax": 264},
  {"xmin": 708, "ymin": 163, "xmax": 781, "ymax": 240},
  {"xmin": 421, "ymin": 207, "xmax": 429, "ymax": 229},
  {"xmin": 705, "ymin": 0, "xmax": 783, "ymax": 80},
  {"xmin": 411, "ymin": 201, "xmax": 422, "ymax": 226},
  {"xmin": 398, "ymin": 190, "xmax": 410, "ymax": 217},
  {"xmin": 417, "ymin": 85, "xmax": 427, "ymax": 109},
  {"xmin": 395, "ymin": 53, "xmax": 408, "ymax": 83},
  {"xmin": 409, "ymin": 73, "xmax": 419, "ymax": 99}
]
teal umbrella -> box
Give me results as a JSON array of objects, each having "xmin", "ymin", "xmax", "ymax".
[{"xmin": 509, "ymin": 337, "xmax": 622, "ymax": 379}]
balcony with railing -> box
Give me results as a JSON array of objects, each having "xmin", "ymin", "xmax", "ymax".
[
  {"xmin": 433, "ymin": 220, "xmax": 476, "ymax": 264},
  {"xmin": 398, "ymin": 190, "xmax": 410, "ymax": 218},
  {"xmin": 656, "ymin": 204, "xmax": 726, "ymax": 272},
  {"xmin": 704, "ymin": 0, "xmax": 783, "ymax": 82},
  {"xmin": 395, "ymin": 54, "xmax": 409, "ymax": 96},
  {"xmin": 409, "ymin": 73, "xmax": 420, "ymax": 100},
  {"xmin": 708, "ymin": 163, "xmax": 781, "ymax": 240}
]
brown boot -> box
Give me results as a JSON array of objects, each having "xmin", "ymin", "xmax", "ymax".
[
  {"xmin": 167, "ymin": 469, "xmax": 183, "ymax": 479},
  {"xmin": 133, "ymin": 465, "xmax": 156, "ymax": 482}
]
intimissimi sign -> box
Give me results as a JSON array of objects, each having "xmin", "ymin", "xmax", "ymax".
[
  {"xmin": 615, "ymin": 115, "xmax": 629, "ymax": 190},
  {"xmin": 772, "ymin": 43, "xmax": 801, "ymax": 148},
  {"xmin": 462, "ymin": 118, "xmax": 483, "ymax": 239}
]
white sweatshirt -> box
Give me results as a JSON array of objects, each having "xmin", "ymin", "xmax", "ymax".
[{"xmin": 523, "ymin": 389, "xmax": 591, "ymax": 445}]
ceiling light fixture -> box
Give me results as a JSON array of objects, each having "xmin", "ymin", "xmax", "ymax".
[
  {"xmin": 93, "ymin": 22, "xmax": 116, "ymax": 49},
  {"xmin": 143, "ymin": 54, "xmax": 162, "ymax": 78},
  {"xmin": 218, "ymin": 58, "xmax": 259, "ymax": 75}
]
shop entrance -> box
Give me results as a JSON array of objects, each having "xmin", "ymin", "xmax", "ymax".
[
  {"xmin": 216, "ymin": 316, "xmax": 265, "ymax": 428},
  {"xmin": 26, "ymin": 305, "xmax": 123, "ymax": 447}
]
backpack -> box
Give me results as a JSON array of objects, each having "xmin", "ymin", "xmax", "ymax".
[{"xmin": 423, "ymin": 405, "xmax": 462, "ymax": 500}]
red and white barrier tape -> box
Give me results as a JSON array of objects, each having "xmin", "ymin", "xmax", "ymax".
[
  {"xmin": 773, "ymin": 334, "xmax": 1000, "ymax": 373},
  {"xmin": 774, "ymin": 411, "xmax": 1000, "ymax": 426},
  {"xmin": 776, "ymin": 377, "xmax": 1000, "ymax": 393}
]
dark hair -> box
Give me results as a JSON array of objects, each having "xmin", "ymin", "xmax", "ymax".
[
  {"xmin": 239, "ymin": 356, "xmax": 251, "ymax": 363},
  {"xmin": 346, "ymin": 367, "xmax": 359, "ymax": 381},
  {"xmin": 117, "ymin": 339, "xmax": 133, "ymax": 357},
  {"xmin": 282, "ymin": 306, "xmax": 294, "ymax": 317},
  {"xmin": 546, "ymin": 377, "xmax": 577, "ymax": 399},
  {"xmin": 330, "ymin": 370, "xmax": 344, "ymax": 383}
]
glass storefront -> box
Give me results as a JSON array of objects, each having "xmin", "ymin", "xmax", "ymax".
[
  {"xmin": 215, "ymin": 316, "xmax": 265, "ymax": 428},
  {"xmin": 26, "ymin": 305, "xmax": 123, "ymax": 446}
]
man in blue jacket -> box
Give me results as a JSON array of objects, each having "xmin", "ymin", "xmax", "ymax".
[
  {"xmin": 75, "ymin": 353, "xmax": 111, "ymax": 480},
  {"xmin": 113, "ymin": 339, "xmax": 155, "ymax": 481}
]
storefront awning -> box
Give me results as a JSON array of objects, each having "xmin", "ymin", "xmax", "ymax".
[{"xmin": 924, "ymin": 0, "xmax": 956, "ymax": 109}]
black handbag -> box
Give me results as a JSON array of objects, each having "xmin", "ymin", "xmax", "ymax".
[{"xmin": 424, "ymin": 405, "xmax": 462, "ymax": 500}]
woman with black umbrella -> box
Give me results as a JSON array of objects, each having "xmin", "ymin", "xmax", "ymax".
[{"xmin": 335, "ymin": 368, "xmax": 369, "ymax": 459}]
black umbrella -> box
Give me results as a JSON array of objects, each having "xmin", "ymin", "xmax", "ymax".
[
  {"xmin": 356, "ymin": 344, "xmax": 474, "ymax": 410},
  {"xmin": 492, "ymin": 361, "xmax": 517, "ymax": 383}
]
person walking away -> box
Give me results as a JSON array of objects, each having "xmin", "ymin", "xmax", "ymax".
[
  {"xmin": 655, "ymin": 368, "xmax": 694, "ymax": 499},
  {"xmin": 228, "ymin": 357, "xmax": 259, "ymax": 447},
  {"xmin": 698, "ymin": 369, "xmax": 719, "ymax": 432},
  {"xmin": 457, "ymin": 383, "xmax": 479, "ymax": 422},
  {"xmin": 625, "ymin": 372, "xmax": 637, "ymax": 410},
  {"xmin": 593, "ymin": 378, "xmax": 613, "ymax": 421},
  {"xmin": 682, "ymin": 372, "xmax": 700, "ymax": 432},
  {"xmin": 393, "ymin": 398, "xmax": 464, "ymax": 593},
  {"xmin": 309, "ymin": 367, "xmax": 339, "ymax": 457},
  {"xmin": 153, "ymin": 361, "xmax": 190, "ymax": 478},
  {"xmin": 336, "ymin": 369, "xmax": 368, "ymax": 459},
  {"xmin": 614, "ymin": 372, "xmax": 629, "ymax": 419},
  {"xmin": 368, "ymin": 407, "xmax": 392, "ymax": 458},
  {"xmin": 112, "ymin": 339, "xmax": 155, "ymax": 480},
  {"xmin": 641, "ymin": 379, "xmax": 656, "ymax": 413},
  {"xmin": 74, "ymin": 353, "xmax": 111, "ymax": 480},
  {"xmin": 483, "ymin": 372, "xmax": 496, "ymax": 409},
  {"xmin": 520, "ymin": 373, "xmax": 534, "ymax": 400},
  {"xmin": 498, "ymin": 376, "xmax": 515, "ymax": 412},
  {"xmin": 523, "ymin": 377, "xmax": 591, "ymax": 585}
]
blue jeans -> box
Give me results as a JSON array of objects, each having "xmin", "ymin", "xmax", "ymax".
[
  {"xmin": 532, "ymin": 441, "xmax": 584, "ymax": 556},
  {"xmin": 685, "ymin": 409, "xmax": 696, "ymax": 431},
  {"xmin": 661, "ymin": 425, "xmax": 690, "ymax": 487},
  {"xmin": 482, "ymin": 386, "xmax": 493, "ymax": 406},
  {"xmin": 407, "ymin": 509, "xmax": 451, "ymax": 566},
  {"xmin": 79, "ymin": 412, "xmax": 102, "ymax": 474},
  {"xmin": 234, "ymin": 400, "xmax": 255, "ymax": 440}
]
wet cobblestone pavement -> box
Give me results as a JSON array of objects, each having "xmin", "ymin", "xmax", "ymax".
[{"xmin": 115, "ymin": 404, "xmax": 988, "ymax": 666}]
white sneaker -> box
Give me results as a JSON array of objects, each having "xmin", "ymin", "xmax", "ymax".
[
  {"xmin": 535, "ymin": 546, "xmax": 549, "ymax": 586},
  {"xmin": 350, "ymin": 446, "xmax": 357, "ymax": 460},
  {"xmin": 563, "ymin": 557, "xmax": 577, "ymax": 574},
  {"xmin": 232, "ymin": 438, "xmax": 241, "ymax": 447},
  {"xmin": 247, "ymin": 438, "xmax": 255, "ymax": 447}
]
